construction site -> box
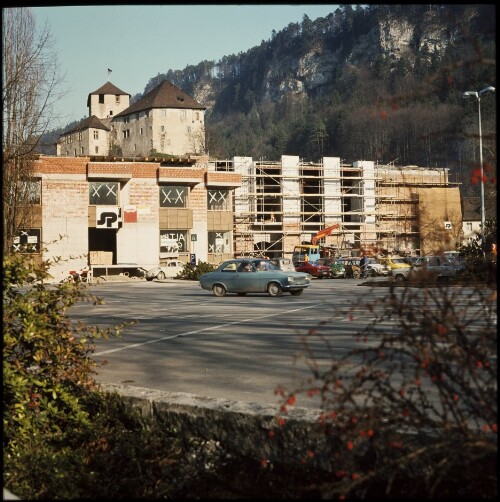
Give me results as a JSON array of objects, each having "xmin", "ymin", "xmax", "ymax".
[{"xmin": 224, "ymin": 155, "xmax": 463, "ymax": 259}]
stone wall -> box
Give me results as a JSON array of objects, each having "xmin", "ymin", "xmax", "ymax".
[{"xmin": 102, "ymin": 383, "xmax": 341, "ymax": 472}]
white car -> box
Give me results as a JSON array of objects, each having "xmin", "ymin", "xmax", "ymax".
[
  {"xmin": 146, "ymin": 260, "xmax": 185, "ymax": 281},
  {"xmin": 366, "ymin": 258, "xmax": 391, "ymax": 276},
  {"xmin": 270, "ymin": 257, "xmax": 296, "ymax": 272}
]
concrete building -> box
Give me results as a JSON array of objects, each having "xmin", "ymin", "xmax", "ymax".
[
  {"xmin": 230, "ymin": 156, "xmax": 463, "ymax": 259},
  {"xmin": 57, "ymin": 80, "xmax": 206, "ymax": 158},
  {"xmin": 17, "ymin": 78, "xmax": 467, "ymax": 279},
  {"xmin": 15, "ymin": 153, "xmax": 464, "ymax": 280},
  {"xmin": 18, "ymin": 155, "xmax": 241, "ymax": 282}
]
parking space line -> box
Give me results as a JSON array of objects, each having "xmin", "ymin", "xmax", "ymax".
[{"xmin": 94, "ymin": 304, "xmax": 318, "ymax": 356}]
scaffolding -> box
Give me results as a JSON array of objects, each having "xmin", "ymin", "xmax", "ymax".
[{"xmin": 227, "ymin": 157, "xmax": 461, "ymax": 259}]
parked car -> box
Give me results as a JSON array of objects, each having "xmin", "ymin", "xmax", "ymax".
[
  {"xmin": 378, "ymin": 256, "xmax": 412, "ymax": 271},
  {"xmin": 403, "ymin": 256, "xmax": 420, "ymax": 266},
  {"xmin": 337, "ymin": 257, "xmax": 361, "ymax": 279},
  {"xmin": 199, "ymin": 258, "xmax": 311, "ymax": 297},
  {"xmin": 316, "ymin": 257, "xmax": 346, "ymax": 278},
  {"xmin": 294, "ymin": 260, "xmax": 331, "ymax": 279},
  {"xmin": 392, "ymin": 255, "xmax": 465, "ymax": 282},
  {"xmin": 366, "ymin": 257, "xmax": 391, "ymax": 276},
  {"xmin": 146, "ymin": 260, "xmax": 185, "ymax": 281},
  {"xmin": 270, "ymin": 257, "xmax": 296, "ymax": 272}
]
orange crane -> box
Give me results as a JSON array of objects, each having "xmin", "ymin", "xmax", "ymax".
[{"xmin": 311, "ymin": 223, "xmax": 341, "ymax": 245}]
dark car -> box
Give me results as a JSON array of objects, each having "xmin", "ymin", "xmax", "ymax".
[
  {"xmin": 392, "ymin": 255, "xmax": 465, "ymax": 282},
  {"xmin": 316, "ymin": 257, "xmax": 346, "ymax": 278},
  {"xmin": 199, "ymin": 258, "xmax": 311, "ymax": 297},
  {"xmin": 294, "ymin": 260, "xmax": 331, "ymax": 279},
  {"xmin": 337, "ymin": 257, "xmax": 361, "ymax": 279}
]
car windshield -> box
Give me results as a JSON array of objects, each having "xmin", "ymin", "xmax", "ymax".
[
  {"xmin": 252, "ymin": 260, "xmax": 277, "ymax": 271},
  {"xmin": 391, "ymin": 258, "xmax": 406, "ymax": 264}
]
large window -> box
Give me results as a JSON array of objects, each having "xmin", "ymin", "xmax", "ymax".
[
  {"xmin": 89, "ymin": 181, "xmax": 119, "ymax": 205},
  {"xmin": 160, "ymin": 186, "xmax": 188, "ymax": 208},
  {"xmin": 160, "ymin": 230, "xmax": 188, "ymax": 253},
  {"xmin": 19, "ymin": 179, "xmax": 41, "ymax": 204},
  {"xmin": 207, "ymin": 189, "xmax": 230, "ymax": 211},
  {"xmin": 208, "ymin": 231, "xmax": 230, "ymax": 254},
  {"xmin": 12, "ymin": 228, "xmax": 41, "ymax": 254}
]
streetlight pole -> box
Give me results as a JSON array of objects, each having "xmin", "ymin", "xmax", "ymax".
[{"xmin": 463, "ymin": 85, "xmax": 495, "ymax": 256}]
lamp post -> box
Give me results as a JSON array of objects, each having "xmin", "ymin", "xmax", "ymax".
[{"xmin": 463, "ymin": 85, "xmax": 495, "ymax": 256}]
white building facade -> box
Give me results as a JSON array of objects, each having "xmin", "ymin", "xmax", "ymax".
[{"xmin": 57, "ymin": 80, "xmax": 205, "ymax": 159}]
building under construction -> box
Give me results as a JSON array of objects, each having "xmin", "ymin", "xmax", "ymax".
[{"xmin": 223, "ymin": 155, "xmax": 462, "ymax": 258}]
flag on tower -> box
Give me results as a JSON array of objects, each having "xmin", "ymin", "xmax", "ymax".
[{"xmin": 108, "ymin": 68, "xmax": 112, "ymax": 76}]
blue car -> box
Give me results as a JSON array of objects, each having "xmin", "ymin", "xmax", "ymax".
[{"xmin": 199, "ymin": 258, "xmax": 311, "ymax": 297}]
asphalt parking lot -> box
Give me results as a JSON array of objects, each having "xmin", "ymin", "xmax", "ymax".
[{"xmin": 67, "ymin": 277, "xmax": 494, "ymax": 409}]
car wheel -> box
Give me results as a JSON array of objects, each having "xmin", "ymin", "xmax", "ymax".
[
  {"xmin": 394, "ymin": 273, "xmax": 406, "ymax": 283},
  {"xmin": 157, "ymin": 271, "xmax": 166, "ymax": 280},
  {"xmin": 146, "ymin": 277, "xmax": 153, "ymax": 282},
  {"xmin": 212, "ymin": 284, "xmax": 227, "ymax": 297},
  {"xmin": 353, "ymin": 271, "xmax": 361, "ymax": 279},
  {"xmin": 267, "ymin": 282, "xmax": 283, "ymax": 297},
  {"xmin": 290, "ymin": 289, "xmax": 303, "ymax": 296}
]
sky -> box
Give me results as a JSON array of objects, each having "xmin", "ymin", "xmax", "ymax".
[{"xmin": 27, "ymin": 4, "xmax": 340, "ymax": 129}]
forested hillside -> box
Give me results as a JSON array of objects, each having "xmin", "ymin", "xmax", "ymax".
[{"xmin": 41, "ymin": 4, "xmax": 496, "ymax": 197}]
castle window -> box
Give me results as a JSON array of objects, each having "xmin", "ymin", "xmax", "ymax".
[
  {"xmin": 140, "ymin": 127, "xmax": 143, "ymax": 135},
  {"xmin": 93, "ymin": 130, "xmax": 99, "ymax": 140},
  {"xmin": 115, "ymin": 95, "xmax": 120, "ymax": 104},
  {"xmin": 95, "ymin": 146, "xmax": 99, "ymax": 154},
  {"xmin": 123, "ymin": 130, "xmax": 130, "ymax": 139},
  {"xmin": 80, "ymin": 147, "xmax": 84, "ymax": 155},
  {"xmin": 99, "ymin": 94, "xmax": 104, "ymax": 104},
  {"xmin": 161, "ymin": 126, "xmax": 164, "ymax": 132},
  {"xmin": 79, "ymin": 132, "xmax": 82, "ymax": 140}
]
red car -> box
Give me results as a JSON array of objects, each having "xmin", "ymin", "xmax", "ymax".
[{"xmin": 294, "ymin": 260, "xmax": 331, "ymax": 278}]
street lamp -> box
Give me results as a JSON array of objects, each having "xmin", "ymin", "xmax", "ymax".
[{"xmin": 463, "ymin": 85, "xmax": 495, "ymax": 255}]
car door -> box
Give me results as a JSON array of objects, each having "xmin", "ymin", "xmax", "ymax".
[{"xmin": 234, "ymin": 261, "xmax": 260, "ymax": 292}]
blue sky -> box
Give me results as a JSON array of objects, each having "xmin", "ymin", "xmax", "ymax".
[{"xmin": 30, "ymin": 4, "xmax": 340, "ymax": 129}]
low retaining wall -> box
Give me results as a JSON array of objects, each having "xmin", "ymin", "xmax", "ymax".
[{"xmin": 101, "ymin": 383, "xmax": 341, "ymax": 471}]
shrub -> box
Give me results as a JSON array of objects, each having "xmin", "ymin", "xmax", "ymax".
[
  {"xmin": 3, "ymin": 253, "xmax": 233, "ymax": 499},
  {"xmin": 273, "ymin": 281, "xmax": 497, "ymax": 499},
  {"xmin": 177, "ymin": 260, "xmax": 216, "ymax": 280},
  {"xmin": 2, "ymin": 253, "xmax": 131, "ymax": 497}
]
